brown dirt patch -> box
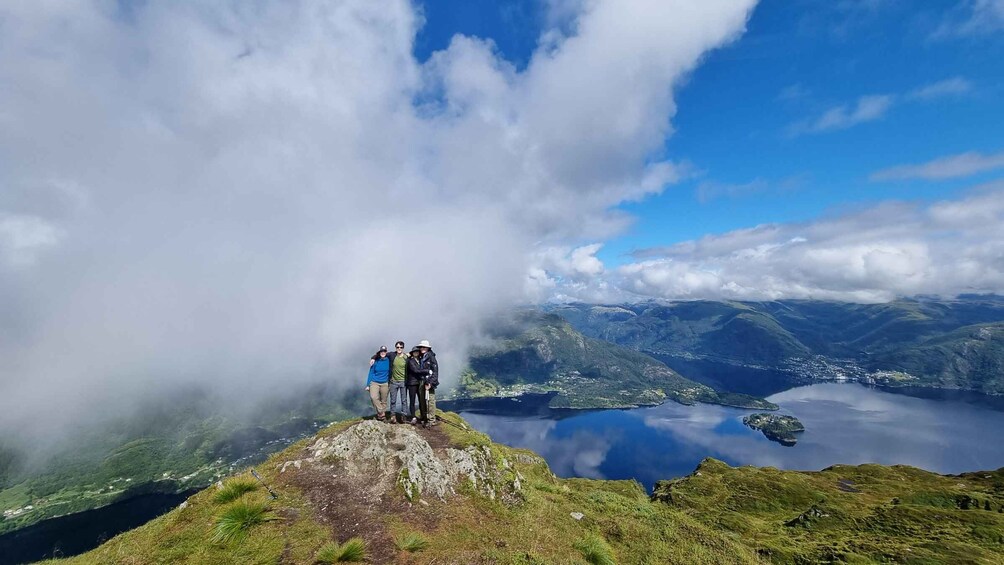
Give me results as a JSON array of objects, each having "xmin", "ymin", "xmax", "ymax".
[{"xmin": 413, "ymin": 421, "xmax": 452, "ymax": 450}]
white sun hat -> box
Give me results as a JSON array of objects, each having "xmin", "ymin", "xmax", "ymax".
[{"xmin": 417, "ymin": 340, "xmax": 432, "ymax": 348}]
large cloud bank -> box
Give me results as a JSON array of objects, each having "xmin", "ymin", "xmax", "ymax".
[
  {"xmin": 543, "ymin": 182, "xmax": 1004, "ymax": 303},
  {"xmin": 0, "ymin": 0, "xmax": 756, "ymax": 436}
]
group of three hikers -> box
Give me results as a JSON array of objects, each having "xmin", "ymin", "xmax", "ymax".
[{"xmin": 365, "ymin": 340, "xmax": 440, "ymax": 427}]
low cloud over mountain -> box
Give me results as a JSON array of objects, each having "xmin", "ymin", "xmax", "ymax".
[{"xmin": 0, "ymin": 0, "xmax": 756, "ymax": 438}]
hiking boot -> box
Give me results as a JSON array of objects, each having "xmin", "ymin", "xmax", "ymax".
[
  {"xmin": 397, "ymin": 414, "xmax": 405, "ymax": 424},
  {"xmin": 410, "ymin": 417, "xmax": 418, "ymax": 425}
]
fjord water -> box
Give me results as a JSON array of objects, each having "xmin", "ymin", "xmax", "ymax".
[{"xmin": 458, "ymin": 383, "xmax": 1004, "ymax": 490}]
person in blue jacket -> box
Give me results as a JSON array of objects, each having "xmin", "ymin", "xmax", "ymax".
[
  {"xmin": 406, "ymin": 346, "xmax": 431, "ymax": 425},
  {"xmin": 366, "ymin": 346, "xmax": 391, "ymax": 421}
]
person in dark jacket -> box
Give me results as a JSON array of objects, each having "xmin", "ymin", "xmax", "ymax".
[
  {"xmin": 366, "ymin": 346, "xmax": 391, "ymax": 421},
  {"xmin": 417, "ymin": 340, "xmax": 439, "ymax": 425},
  {"xmin": 405, "ymin": 346, "xmax": 430, "ymax": 425},
  {"xmin": 386, "ymin": 340, "xmax": 409, "ymax": 424}
]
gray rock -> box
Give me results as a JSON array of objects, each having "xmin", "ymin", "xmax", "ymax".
[{"xmin": 297, "ymin": 420, "xmax": 523, "ymax": 504}]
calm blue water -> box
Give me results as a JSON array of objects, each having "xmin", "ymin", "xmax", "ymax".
[{"xmin": 458, "ymin": 383, "xmax": 1004, "ymax": 490}]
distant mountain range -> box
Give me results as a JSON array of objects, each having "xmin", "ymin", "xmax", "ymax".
[
  {"xmin": 549, "ymin": 295, "xmax": 1004, "ymax": 396},
  {"xmin": 455, "ymin": 311, "xmax": 775, "ymax": 411}
]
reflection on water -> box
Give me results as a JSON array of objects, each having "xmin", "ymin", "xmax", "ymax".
[
  {"xmin": 459, "ymin": 383, "xmax": 1004, "ymax": 490},
  {"xmin": 648, "ymin": 356, "xmax": 799, "ymax": 396}
]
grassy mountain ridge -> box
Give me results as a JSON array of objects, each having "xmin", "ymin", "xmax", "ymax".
[
  {"xmin": 552, "ymin": 301, "xmax": 811, "ymax": 365},
  {"xmin": 48, "ymin": 414, "xmax": 1004, "ymax": 564},
  {"xmin": 655, "ymin": 457, "xmax": 1004, "ymax": 564},
  {"xmin": 871, "ymin": 322, "xmax": 1004, "ymax": 395},
  {"xmin": 759, "ymin": 298, "xmax": 1004, "ymax": 355},
  {"xmin": 0, "ymin": 388, "xmax": 366, "ymax": 535},
  {"xmin": 459, "ymin": 311, "xmax": 776, "ymax": 410}
]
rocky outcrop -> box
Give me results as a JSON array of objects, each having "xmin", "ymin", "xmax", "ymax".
[
  {"xmin": 785, "ymin": 504, "xmax": 830, "ymax": 528},
  {"xmin": 276, "ymin": 420, "xmax": 523, "ymax": 504}
]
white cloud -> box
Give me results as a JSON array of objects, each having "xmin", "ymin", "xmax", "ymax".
[
  {"xmin": 527, "ymin": 244, "xmax": 630, "ymax": 304},
  {"xmin": 0, "ymin": 0, "xmax": 757, "ymax": 438},
  {"xmin": 787, "ymin": 77, "xmax": 973, "ymax": 137},
  {"xmin": 933, "ymin": 0, "xmax": 1004, "ymax": 37},
  {"xmin": 789, "ymin": 94, "xmax": 894, "ymax": 135},
  {"xmin": 0, "ymin": 214, "xmax": 63, "ymax": 268},
  {"xmin": 611, "ymin": 184, "xmax": 1004, "ymax": 302},
  {"xmin": 871, "ymin": 150, "xmax": 1004, "ymax": 181},
  {"xmin": 532, "ymin": 244, "xmax": 605, "ymax": 280},
  {"xmin": 907, "ymin": 77, "xmax": 974, "ymax": 100}
]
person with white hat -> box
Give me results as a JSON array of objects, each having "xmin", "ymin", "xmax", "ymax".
[
  {"xmin": 417, "ymin": 340, "xmax": 439, "ymax": 425},
  {"xmin": 406, "ymin": 345, "xmax": 430, "ymax": 425}
]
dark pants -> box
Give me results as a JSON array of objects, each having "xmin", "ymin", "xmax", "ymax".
[{"xmin": 407, "ymin": 384, "xmax": 428, "ymax": 422}]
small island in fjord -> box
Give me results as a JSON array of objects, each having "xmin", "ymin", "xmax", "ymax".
[{"xmin": 743, "ymin": 413, "xmax": 806, "ymax": 446}]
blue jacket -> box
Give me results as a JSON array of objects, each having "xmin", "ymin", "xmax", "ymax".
[{"xmin": 367, "ymin": 357, "xmax": 390, "ymax": 386}]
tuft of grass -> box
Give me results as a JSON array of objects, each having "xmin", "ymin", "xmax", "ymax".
[
  {"xmin": 212, "ymin": 499, "xmax": 273, "ymax": 545},
  {"xmin": 213, "ymin": 478, "xmax": 259, "ymax": 504},
  {"xmin": 394, "ymin": 531, "xmax": 429, "ymax": 552},
  {"xmin": 316, "ymin": 538, "xmax": 367, "ymax": 562},
  {"xmin": 574, "ymin": 533, "xmax": 616, "ymax": 565}
]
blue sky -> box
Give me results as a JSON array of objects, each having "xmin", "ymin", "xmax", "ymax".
[{"xmin": 415, "ymin": 0, "xmax": 1004, "ymax": 267}]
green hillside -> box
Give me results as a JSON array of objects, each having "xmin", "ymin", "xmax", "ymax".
[
  {"xmin": 47, "ymin": 415, "xmax": 1004, "ymax": 565},
  {"xmin": 871, "ymin": 322, "xmax": 1004, "ymax": 395},
  {"xmin": 758, "ymin": 297, "xmax": 1004, "ymax": 354},
  {"xmin": 0, "ymin": 388, "xmax": 365, "ymax": 535},
  {"xmin": 552, "ymin": 301, "xmax": 811, "ymax": 365},
  {"xmin": 551, "ymin": 296, "xmax": 1004, "ymax": 395},
  {"xmin": 459, "ymin": 311, "xmax": 776, "ymax": 410},
  {"xmin": 655, "ymin": 457, "xmax": 1004, "ymax": 564}
]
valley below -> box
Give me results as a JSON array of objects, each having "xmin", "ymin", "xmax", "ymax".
[
  {"xmin": 5, "ymin": 296, "xmax": 1004, "ymax": 563},
  {"xmin": 28, "ymin": 412, "xmax": 1004, "ymax": 565}
]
